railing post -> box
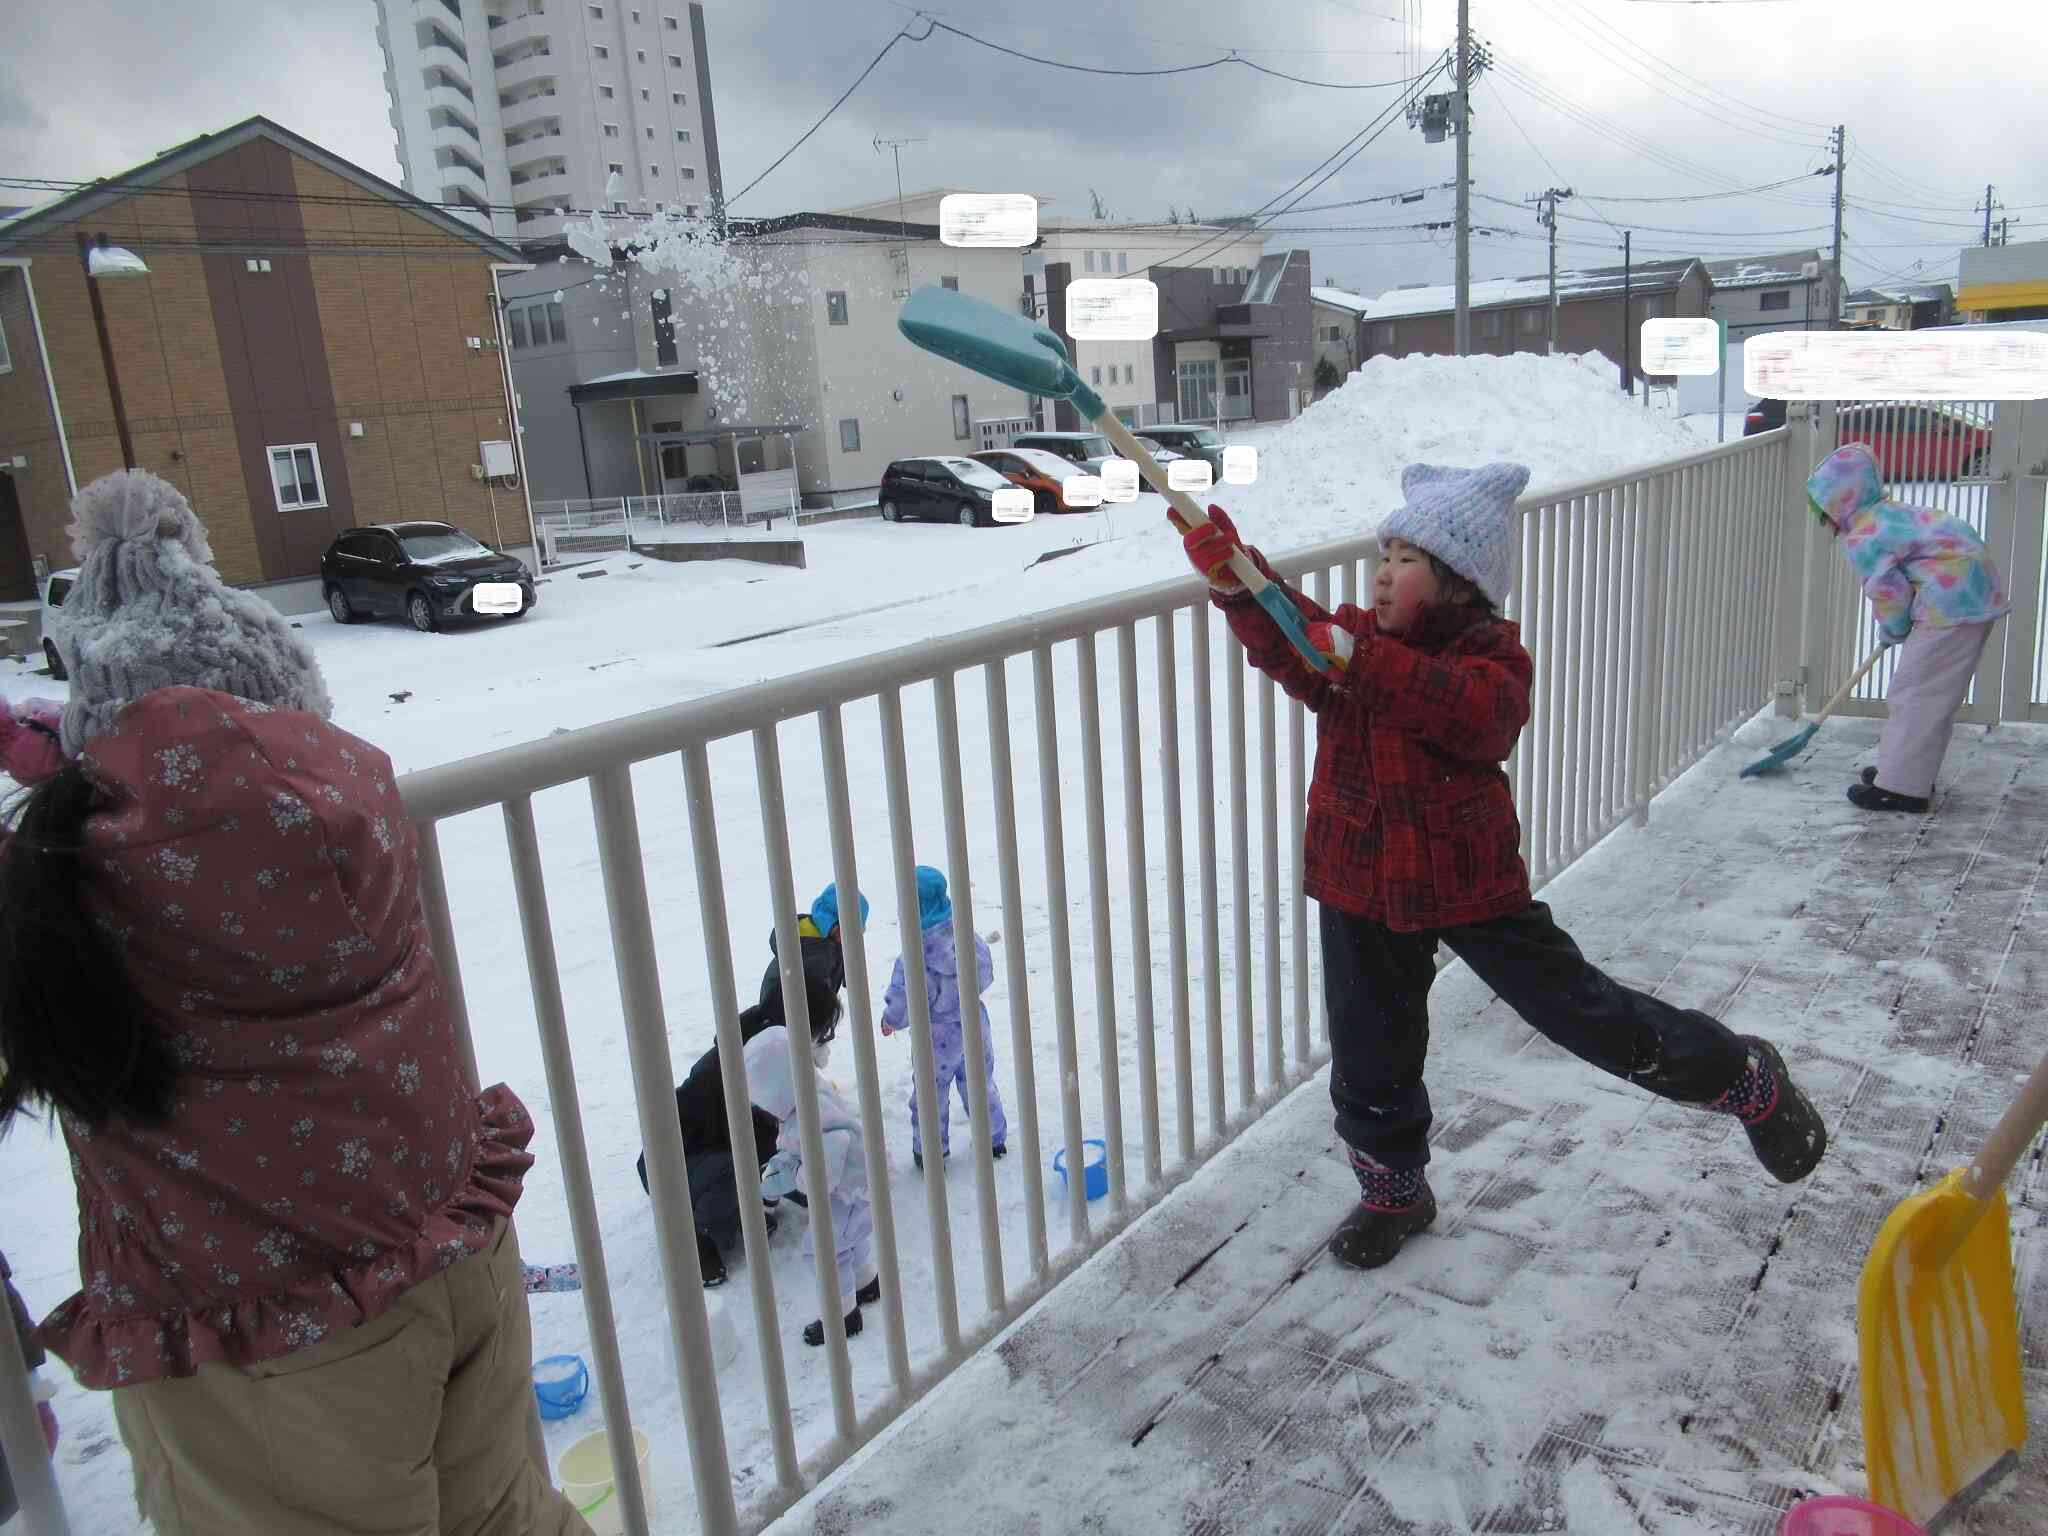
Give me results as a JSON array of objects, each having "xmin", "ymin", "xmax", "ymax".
[{"xmin": 1632, "ymin": 475, "xmax": 1671, "ymax": 828}]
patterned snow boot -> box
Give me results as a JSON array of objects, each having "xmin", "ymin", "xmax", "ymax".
[
  {"xmin": 1328, "ymin": 1148, "xmax": 1437, "ymax": 1271},
  {"xmin": 1712, "ymin": 1036, "xmax": 1828, "ymax": 1183}
]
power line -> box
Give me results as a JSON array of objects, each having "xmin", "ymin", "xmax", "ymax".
[
  {"xmin": 1481, "ymin": 76, "xmax": 1625, "ymax": 241},
  {"xmin": 920, "ymin": 16, "xmax": 1436, "ymax": 88},
  {"xmin": 1561, "ymin": 0, "xmax": 1833, "ymax": 133},
  {"xmin": 726, "ymin": 18, "xmax": 931, "ymax": 206},
  {"xmin": 1489, "ymin": 61, "xmax": 1758, "ymax": 194},
  {"xmin": 880, "ymin": 0, "xmax": 1411, "ymax": 54}
]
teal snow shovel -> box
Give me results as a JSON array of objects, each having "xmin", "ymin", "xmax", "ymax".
[
  {"xmin": 897, "ymin": 284, "xmax": 1336, "ymax": 676},
  {"xmin": 1740, "ymin": 648, "xmax": 1883, "ymax": 778}
]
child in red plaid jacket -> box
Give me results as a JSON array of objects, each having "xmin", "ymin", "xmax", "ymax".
[{"xmin": 1183, "ymin": 463, "xmax": 1829, "ymax": 1270}]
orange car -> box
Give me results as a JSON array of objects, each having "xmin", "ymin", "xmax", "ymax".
[{"xmin": 970, "ymin": 447, "xmax": 1094, "ymax": 514}]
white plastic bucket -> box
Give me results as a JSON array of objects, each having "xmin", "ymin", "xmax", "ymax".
[{"xmin": 557, "ymin": 1426, "xmax": 653, "ymax": 1536}]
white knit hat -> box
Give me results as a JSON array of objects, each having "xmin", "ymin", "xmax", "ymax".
[
  {"xmin": 1376, "ymin": 461, "xmax": 1531, "ymax": 608},
  {"xmin": 56, "ymin": 469, "xmax": 332, "ymax": 756}
]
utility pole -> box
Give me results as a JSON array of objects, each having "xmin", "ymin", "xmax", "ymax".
[
  {"xmin": 1620, "ymin": 230, "xmax": 1632, "ymax": 396},
  {"xmin": 1977, "ymin": 184, "xmax": 1998, "ymax": 247},
  {"xmin": 1528, "ymin": 187, "xmax": 1573, "ymax": 354},
  {"xmin": 1454, "ymin": 0, "xmax": 1472, "ymax": 356},
  {"xmin": 1993, "ymin": 215, "xmax": 2022, "ymax": 246},
  {"xmin": 1829, "ymin": 125, "xmax": 1845, "ymax": 329}
]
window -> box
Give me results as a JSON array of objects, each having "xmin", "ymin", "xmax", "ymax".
[
  {"xmin": 508, "ymin": 308, "xmax": 530, "ymax": 349},
  {"xmin": 646, "ymin": 125, "xmax": 655, "ymax": 139},
  {"xmin": 651, "ymin": 288, "xmax": 676, "ymax": 366},
  {"xmin": 671, "ymin": 91, "xmax": 685, "ymax": 104},
  {"xmin": 636, "ymin": 49, "xmax": 646, "ymax": 62},
  {"xmin": 940, "ymin": 275, "xmax": 958, "ymax": 291},
  {"xmin": 641, "ymin": 88, "xmax": 650, "ymax": 100},
  {"xmin": 1760, "ymin": 290, "xmax": 1791, "ymax": 311},
  {"xmin": 1212, "ymin": 267, "xmax": 1223, "ymax": 283},
  {"xmin": 1518, "ymin": 308, "xmax": 1544, "ymax": 335},
  {"xmin": 1090, "ymin": 365, "xmax": 1102, "ymax": 384},
  {"xmin": 267, "ymin": 444, "xmax": 326, "ymax": 511},
  {"xmin": 603, "ymin": 123, "xmax": 620, "ymax": 137},
  {"xmin": 630, "ymin": 8, "xmax": 640, "ymax": 19},
  {"xmin": 1123, "ymin": 364, "xmax": 1133, "ymax": 384},
  {"xmin": 839, "ymin": 418, "xmax": 861, "ymax": 453},
  {"xmin": 649, "ymin": 163, "xmax": 660, "ymax": 178},
  {"xmin": 1117, "ymin": 251, "xmax": 1128, "ymax": 274},
  {"xmin": 607, "ymin": 160, "xmax": 623, "ymax": 174},
  {"xmin": 952, "ymin": 395, "xmax": 970, "ymax": 440},
  {"xmin": 667, "ymin": 53, "xmax": 682, "ymax": 66},
  {"xmin": 1479, "ymin": 312, "xmax": 1502, "ymax": 339},
  {"xmin": 675, "ymin": 128, "xmax": 691, "ymax": 142},
  {"xmin": 598, "ymin": 84, "xmax": 615, "ymax": 99},
  {"xmin": 1374, "ymin": 322, "xmax": 1395, "ymax": 347},
  {"xmin": 1084, "ymin": 250, "xmax": 1095, "ymax": 273},
  {"xmin": 680, "ymin": 166, "xmax": 696, "ymax": 179},
  {"xmin": 0, "ymin": 314, "xmax": 11, "ymax": 373},
  {"xmin": 826, "ymin": 290, "xmax": 848, "ymax": 325},
  {"xmin": 665, "ymin": 13, "xmax": 678, "ymax": 26},
  {"xmin": 593, "ymin": 44, "xmax": 609, "ymax": 59},
  {"xmin": 588, "ymin": 3, "xmax": 603, "ymax": 16}
]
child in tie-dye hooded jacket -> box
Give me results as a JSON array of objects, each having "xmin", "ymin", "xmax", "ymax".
[{"xmin": 1806, "ymin": 442, "xmax": 2008, "ymax": 812}]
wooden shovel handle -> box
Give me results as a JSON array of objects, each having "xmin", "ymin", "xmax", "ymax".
[
  {"xmin": 1963, "ymin": 1051, "xmax": 2048, "ymax": 1200},
  {"xmin": 1813, "ymin": 648, "xmax": 1885, "ymax": 728}
]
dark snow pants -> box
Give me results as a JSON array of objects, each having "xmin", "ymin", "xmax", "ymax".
[
  {"xmin": 636, "ymin": 1147, "xmax": 767, "ymax": 1250},
  {"xmin": 1321, "ymin": 900, "xmax": 1751, "ymax": 1172}
]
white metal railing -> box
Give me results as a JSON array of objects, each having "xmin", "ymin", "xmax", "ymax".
[
  {"xmin": 532, "ymin": 493, "xmax": 803, "ymax": 565},
  {"xmin": 0, "ymin": 430, "xmax": 1794, "ymax": 1536}
]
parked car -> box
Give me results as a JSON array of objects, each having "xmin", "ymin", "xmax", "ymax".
[
  {"xmin": 970, "ymin": 447, "xmax": 1096, "ymax": 514},
  {"xmin": 320, "ymin": 522, "xmax": 536, "ymax": 633},
  {"xmin": 38, "ymin": 566, "xmax": 78, "ymax": 680},
  {"xmin": 1130, "ymin": 435, "xmax": 1186, "ymax": 464},
  {"xmin": 1742, "ymin": 397, "xmax": 1787, "ymax": 436},
  {"xmin": 1836, "ymin": 402, "xmax": 1991, "ymax": 481},
  {"xmin": 1009, "ymin": 431, "xmax": 1116, "ymax": 472},
  {"xmin": 878, "ymin": 457, "xmax": 1019, "ymax": 527},
  {"xmin": 1129, "ymin": 424, "xmax": 1225, "ymax": 477}
]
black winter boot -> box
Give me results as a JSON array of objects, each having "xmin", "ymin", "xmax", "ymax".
[
  {"xmin": 1328, "ymin": 1148, "xmax": 1437, "ymax": 1271},
  {"xmin": 697, "ymin": 1230, "xmax": 728, "ymax": 1288},
  {"xmin": 1712, "ymin": 1036, "xmax": 1828, "ymax": 1183},
  {"xmin": 855, "ymin": 1272, "xmax": 882, "ymax": 1305},
  {"xmin": 803, "ymin": 1305, "xmax": 863, "ymax": 1347},
  {"xmin": 1848, "ymin": 781, "xmax": 1929, "ymax": 813}
]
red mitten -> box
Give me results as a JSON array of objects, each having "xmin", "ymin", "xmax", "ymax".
[
  {"xmin": 0, "ymin": 697, "xmax": 65, "ymax": 786},
  {"xmin": 1181, "ymin": 505, "xmax": 1246, "ymax": 588},
  {"xmin": 1304, "ymin": 620, "xmax": 1357, "ymax": 673}
]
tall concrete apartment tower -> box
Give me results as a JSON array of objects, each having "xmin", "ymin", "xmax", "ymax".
[{"xmin": 373, "ymin": 0, "xmax": 724, "ymax": 244}]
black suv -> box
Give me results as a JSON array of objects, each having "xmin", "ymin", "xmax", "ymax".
[
  {"xmin": 1742, "ymin": 398, "xmax": 1787, "ymax": 436},
  {"xmin": 1129, "ymin": 424, "xmax": 1225, "ymax": 476},
  {"xmin": 878, "ymin": 457, "xmax": 1016, "ymax": 527},
  {"xmin": 320, "ymin": 522, "xmax": 536, "ymax": 633}
]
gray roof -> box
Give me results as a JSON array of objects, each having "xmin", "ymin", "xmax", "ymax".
[
  {"xmin": 1366, "ymin": 257, "xmax": 1700, "ymax": 320},
  {"xmin": 0, "ymin": 116, "xmax": 523, "ymax": 262},
  {"xmin": 1703, "ymin": 251, "xmax": 1827, "ymax": 289},
  {"xmin": 1845, "ymin": 283, "xmax": 1954, "ymax": 306}
]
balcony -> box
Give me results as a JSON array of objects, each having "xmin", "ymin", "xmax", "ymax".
[
  {"xmin": 424, "ymin": 84, "xmax": 480, "ymax": 130},
  {"xmin": 432, "ymin": 128, "xmax": 487, "ymax": 176},
  {"xmin": 495, "ymin": 49, "xmax": 557, "ymax": 91},
  {"xmin": 485, "ymin": 5, "xmax": 549, "ymax": 45},
  {"xmin": 418, "ymin": 43, "xmax": 472, "ymax": 83},
  {"xmin": 507, "ymin": 139, "xmax": 566, "ymax": 175},
  {"xmin": 509, "ymin": 167, "xmax": 571, "ymax": 201},
  {"xmin": 499, "ymin": 90, "xmax": 561, "ymax": 130},
  {"xmin": 438, "ymin": 162, "xmax": 488, "ymax": 206}
]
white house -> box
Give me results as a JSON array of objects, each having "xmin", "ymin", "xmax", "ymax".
[
  {"xmin": 1705, "ymin": 250, "xmax": 1842, "ymax": 342},
  {"xmin": 1311, "ymin": 286, "xmax": 1371, "ymax": 390}
]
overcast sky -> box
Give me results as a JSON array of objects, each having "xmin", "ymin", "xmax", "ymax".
[{"xmin": 4, "ymin": 0, "xmax": 2040, "ymax": 297}]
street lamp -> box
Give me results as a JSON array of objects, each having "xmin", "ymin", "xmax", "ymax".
[{"xmin": 78, "ymin": 232, "xmax": 149, "ymax": 470}]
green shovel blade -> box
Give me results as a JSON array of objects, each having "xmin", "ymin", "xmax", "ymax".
[{"xmin": 899, "ymin": 284, "xmax": 1099, "ymax": 412}]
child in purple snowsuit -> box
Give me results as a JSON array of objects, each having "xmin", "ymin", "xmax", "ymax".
[{"xmin": 880, "ymin": 866, "xmax": 1008, "ymax": 1169}]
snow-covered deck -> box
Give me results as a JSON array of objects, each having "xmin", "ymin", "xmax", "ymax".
[{"xmin": 767, "ymin": 718, "xmax": 2047, "ymax": 1536}]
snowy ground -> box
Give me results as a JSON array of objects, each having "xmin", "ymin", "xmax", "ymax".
[
  {"xmin": 767, "ymin": 717, "xmax": 2048, "ymax": 1536},
  {"xmin": 4, "ymin": 353, "xmax": 2003, "ymax": 1534}
]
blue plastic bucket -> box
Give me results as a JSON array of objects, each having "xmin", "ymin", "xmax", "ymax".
[
  {"xmin": 1053, "ymin": 1139, "xmax": 1110, "ymax": 1200},
  {"xmin": 533, "ymin": 1353, "xmax": 591, "ymax": 1420}
]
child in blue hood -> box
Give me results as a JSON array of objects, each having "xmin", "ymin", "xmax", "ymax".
[
  {"xmin": 1806, "ymin": 443, "xmax": 2008, "ymax": 812},
  {"xmin": 880, "ymin": 866, "xmax": 1009, "ymax": 1169}
]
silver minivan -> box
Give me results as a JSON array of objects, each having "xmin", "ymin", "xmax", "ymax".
[{"xmin": 38, "ymin": 567, "xmax": 78, "ymax": 680}]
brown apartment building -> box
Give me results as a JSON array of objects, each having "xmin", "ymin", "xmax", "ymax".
[{"xmin": 0, "ymin": 117, "xmax": 533, "ymax": 604}]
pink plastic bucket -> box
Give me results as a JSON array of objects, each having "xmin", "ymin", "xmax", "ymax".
[{"xmin": 1779, "ymin": 1496, "xmax": 1927, "ymax": 1536}]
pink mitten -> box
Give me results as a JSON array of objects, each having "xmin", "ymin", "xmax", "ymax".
[{"xmin": 0, "ymin": 697, "xmax": 65, "ymax": 786}]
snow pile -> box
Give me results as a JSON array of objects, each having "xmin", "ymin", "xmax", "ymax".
[{"xmin": 1210, "ymin": 350, "xmax": 1706, "ymax": 554}]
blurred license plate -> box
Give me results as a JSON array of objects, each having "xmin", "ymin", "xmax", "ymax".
[{"xmin": 474, "ymin": 583, "xmax": 523, "ymax": 615}]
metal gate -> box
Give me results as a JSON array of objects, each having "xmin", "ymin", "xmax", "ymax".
[{"xmin": 1810, "ymin": 397, "xmax": 2048, "ymax": 725}]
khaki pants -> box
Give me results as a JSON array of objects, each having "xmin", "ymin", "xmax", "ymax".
[{"xmin": 113, "ymin": 1222, "xmax": 593, "ymax": 1536}]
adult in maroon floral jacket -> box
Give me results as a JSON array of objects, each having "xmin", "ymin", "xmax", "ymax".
[
  {"xmin": 1181, "ymin": 463, "xmax": 1828, "ymax": 1273},
  {"xmin": 0, "ymin": 470, "xmax": 588, "ymax": 1535}
]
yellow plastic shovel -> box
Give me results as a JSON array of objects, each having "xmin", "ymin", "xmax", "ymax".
[{"xmin": 1859, "ymin": 1050, "xmax": 2048, "ymax": 1531}]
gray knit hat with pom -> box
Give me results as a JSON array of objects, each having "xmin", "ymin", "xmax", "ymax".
[
  {"xmin": 1376, "ymin": 461, "xmax": 1531, "ymax": 609},
  {"xmin": 56, "ymin": 469, "xmax": 332, "ymax": 756}
]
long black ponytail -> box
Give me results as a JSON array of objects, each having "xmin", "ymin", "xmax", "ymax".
[{"xmin": 0, "ymin": 761, "xmax": 177, "ymax": 1132}]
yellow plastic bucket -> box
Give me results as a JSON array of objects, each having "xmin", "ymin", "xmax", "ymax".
[{"xmin": 557, "ymin": 1426, "xmax": 653, "ymax": 1536}]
